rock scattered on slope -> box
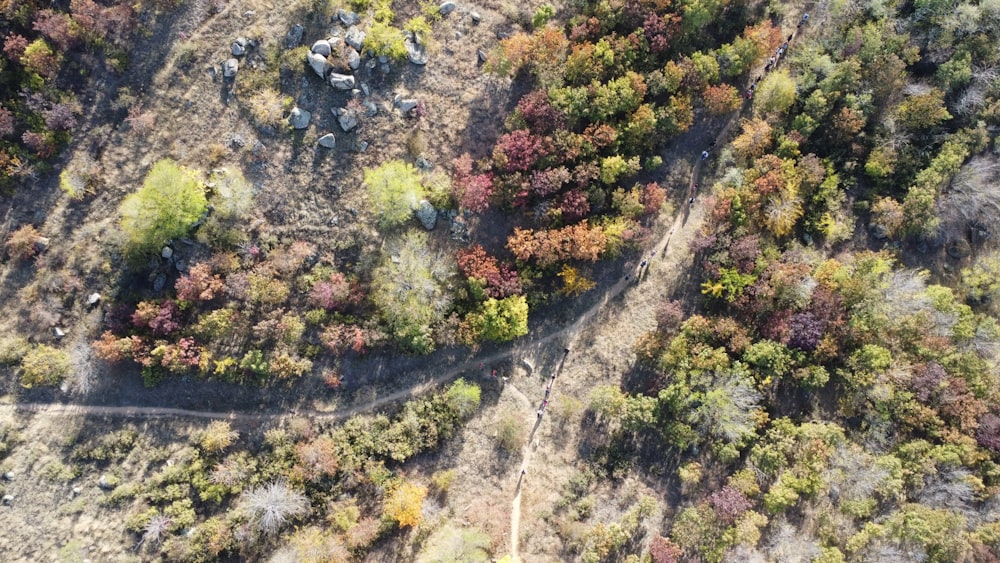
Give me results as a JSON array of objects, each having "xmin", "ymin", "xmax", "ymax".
[
  {"xmin": 222, "ymin": 58, "xmax": 239, "ymax": 78},
  {"xmin": 231, "ymin": 37, "xmax": 247, "ymax": 56},
  {"xmin": 307, "ymin": 52, "xmax": 333, "ymax": 78},
  {"xmin": 289, "ymin": 107, "xmax": 311, "ymax": 129},
  {"xmin": 311, "ymin": 39, "xmax": 331, "ymax": 57},
  {"xmin": 318, "ymin": 133, "xmax": 337, "ymax": 148},
  {"xmin": 286, "ymin": 24, "xmax": 304, "ymax": 48},
  {"xmin": 329, "ymin": 73, "xmax": 355, "ymax": 90},
  {"xmin": 415, "ymin": 200, "xmax": 437, "ymax": 230},
  {"xmin": 439, "ymin": 1, "xmax": 456, "ymax": 16},
  {"xmin": 345, "ymin": 27, "xmax": 365, "ymax": 50}
]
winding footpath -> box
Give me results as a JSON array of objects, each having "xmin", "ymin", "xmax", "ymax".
[{"xmin": 506, "ymin": 6, "xmax": 826, "ymax": 558}]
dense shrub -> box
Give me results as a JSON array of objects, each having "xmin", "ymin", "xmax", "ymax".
[{"xmin": 19, "ymin": 344, "xmax": 70, "ymax": 388}]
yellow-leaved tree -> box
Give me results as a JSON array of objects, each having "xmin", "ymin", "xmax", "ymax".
[{"xmin": 384, "ymin": 481, "xmax": 427, "ymax": 528}]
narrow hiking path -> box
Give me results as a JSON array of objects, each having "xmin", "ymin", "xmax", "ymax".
[{"xmin": 505, "ymin": 6, "xmax": 825, "ymax": 559}]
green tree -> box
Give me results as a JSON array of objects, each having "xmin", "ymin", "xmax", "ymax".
[
  {"xmin": 371, "ymin": 231, "xmax": 454, "ymax": 353},
  {"xmin": 365, "ymin": 160, "xmax": 425, "ymax": 228},
  {"xmin": 754, "ymin": 70, "xmax": 797, "ymax": 118},
  {"xmin": 471, "ymin": 295, "xmax": 529, "ymax": 342},
  {"xmin": 119, "ymin": 159, "xmax": 208, "ymax": 254}
]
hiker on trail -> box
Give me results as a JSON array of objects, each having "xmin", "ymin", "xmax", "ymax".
[
  {"xmin": 537, "ymin": 409, "xmax": 543, "ymax": 418},
  {"xmin": 545, "ymin": 386, "xmax": 551, "ymax": 399},
  {"xmin": 701, "ymin": 150, "xmax": 709, "ymax": 160},
  {"xmin": 787, "ymin": 33, "xmax": 793, "ymax": 42},
  {"xmin": 624, "ymin": 274, "xmax": 630, "ymax": 281},
  {"xmin": 709, "ymin": 139, "xmax": 717, "ymax": 147},
  {"xmin": 543, "ymin": 400, "xmax": 549, "ymax": 408},
  {"xmin": 640, "ymin": 260, "xmax": 647, "ymax": 269},
  {"xmin": 782, "ymin": 41, "xmax": 788, "ymax": 50},
  {"xmin": 521, "ymin": 469, "xmax": 526, "ymax": 477},
  {"xmin": 689, "ymin": 197, "xmax": 695, "ymax": 205}
]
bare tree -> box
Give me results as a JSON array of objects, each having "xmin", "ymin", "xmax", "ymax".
[
  {"xmin": 240, "ymin": 480, "xmax": 309, "ymax": 538},
  {"xmin": 940, "ymin": 155, "xmax": 1000, "ymax": 246}
]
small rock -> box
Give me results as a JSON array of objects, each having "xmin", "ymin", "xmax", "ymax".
[
  {"xmin": 87, "ymin": 292, "xmax": 101, "ymax": 305},
  {"xmin": 347, "ymin": 47, "xmax": 361, "ymax": 70},
  {"xmin": 870, "ymin": 224, "xmax": 888, "ymax": 240},
  {"xmin": 415, "ymin": 200, "xmax": 438, "ymax": 230},
  {"xmin": 35, "ymin": 237, "xmax": 49, "ymax": 252},
  {"xmin": 363, "ymin": 100, "xmax": 378, "ymax": 116},
  {"xmin": 329, "ymin": 73, "xmax": 356, "ymax": 90},
  {"xmin": 153, "ymin": 273, "xmax": 166, "ymax": 292},
  {"xmin": 161, "ymin": 246, "xmax": 173, "ymax": 259},
  {"xmin": 286, "ymin": 24, "xmax": 304, "ymax": 49},
  {"xmin": 2, "ymin": 495, "xmax": 12, "ymax": 506},
  {"xmin": 288, "ymin": 107, "xmax": 312, "ymax": 129},
  {"xmin": 439, "ymin": 1, "xmax": 456, "ymax": 16},
  {"xmin": 97, "ymin": 475, "xmax": 116, "ymax": 490},
  {"xmin": 350, "ymin": 88, "xmax": 362, "ymax": 98},
  {"xmin": 345, "ymin": 27, "xmax": 365, "ymax": 51},
  {"xmin": 222, "ymin": 58, "xmax": 239, "ymax": 78},
  {"xmin": 54, "ymin": 327, "xmax": 65, "ymax": 338},
  {"xmin": 318, "ymin": 133, "xmax": 337, "ymax": 148},
  {"xmin": 379, "ymin": 62, "xmax": 391, "ymax": 74},
  {"xmin": 471, "ymin": 11, "xmax": 481, "ymax": 24},
  {"xmin": 405, "ymin": 39, "xmax": 428, "ymax": 65},
  {"xmin": 356, "ymin": 140, "xmax": 369, "ymax": 153},
  {"xmin": 360, "ymin": 82, "xmax": 370, "ymax": 96},
  {"xmin": 338, "ymin": 112, "xmax": 358, "ymax": 132},
  {"xmin": 2, "ymin": 472, "xmax": 13, "ymax": 481},
  {"xmin": 378, "ymin": 55, "xmax": 389, "ymax": 64},
  {"xmin": 397, "ymin": 98, "xmax": 419, "ymax": 113},
  {"xmin": 231, "ymin": 39, "xmax": 246, "ymax": 57},
  {"xmin": 307, "ymin": 52, "xmax": 333, "ymax": 78},
  {"xmin": 497, "ymin": 30, "xmax": 510, "ymax": 40},
  {"xmin": 337, "ymin": 9, "xmax": 360, "ymax": 26},
  {"xmin": 243, "ymin": 10, "xmax": 255, "ymax": 16},
  {"xmin": 311, "ymin": 39, "xmax": 332, "ymax": 57},
  {"xmin": 366, "ymin": 58, "xmax": 378, "ymax": 70},
  {"xmin": 415, "ymin": 156, "xmax": 433, "ymax": 171},
  {"xmin": 477, "ymin": 48, "xmax": 488, "ymax": 63},
  {"xmin": 72, "ymin": 486, "xmax": 82, "ymax": 495}
]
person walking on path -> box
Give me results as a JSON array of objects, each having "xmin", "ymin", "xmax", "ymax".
[{"xmin": 701, "ymin": 150, "xmax": 709, "ymax": 160}]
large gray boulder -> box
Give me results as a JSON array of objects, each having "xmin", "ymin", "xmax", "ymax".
[
  {"xmin": 345, "ymin": 27, "xmax": 365, "ymax": 51},
  {"xmin": 311, "ymin": 39, "xmax": 332, "ymax": 57},
  {"xmin": 222, "ymin": 58, "xmax": 239, "ymax": 78},
  {"xmin": 415, "ymin": 200, "xmax": 437, "ymax": 230},
  {"xmin": 231, "ymin": 37, "xmax": 247, "ymax": 57},
  {"xmin": 347, "ymin": 47, "xmax": 361, "ymax": 70},
  {"xmin": 307, "ymin": 52, "xmax": 333, "ymax": 78},
  {"xmin": 338, "ymin": 111, "xmax": 358, "ymax": 132},
  {"xmin": 405, "ymin": 39, "xmax": 428, "ymax": 65},
  {"xmin": 289, "ymin": 107, "xmax": 311, "ymax": 129},
  {"xmin": 329, "ymin": 73, "xmax": 356, "ymax": 90}
]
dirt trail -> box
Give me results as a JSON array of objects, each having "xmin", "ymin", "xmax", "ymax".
[{"xmin": 505, "ymin": 6, "xmax": 825, "ymax": 559}]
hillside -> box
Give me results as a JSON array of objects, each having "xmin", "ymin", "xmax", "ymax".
[{"xmin": 1, "ymin": 0, "xmax": 1000, "ymax": 560}]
